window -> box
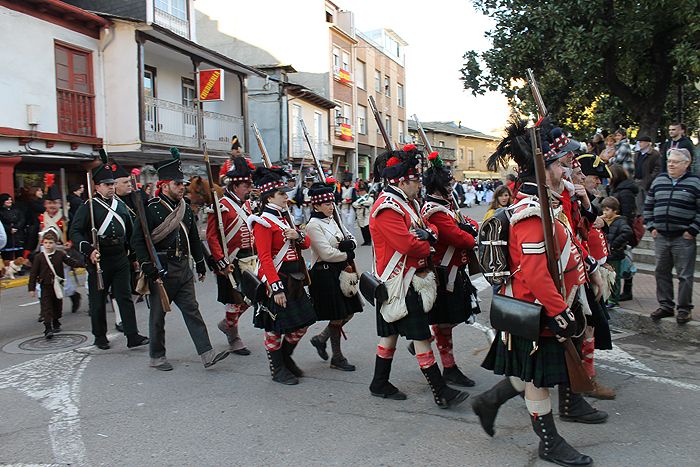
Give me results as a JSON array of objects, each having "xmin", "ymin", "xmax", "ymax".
[
  {"xmin": 357, "ymin": 104, "xmax": 367, "ymax": 134},
  {"xmin": 397, "ymin": 84, "xmax": 404, "ymax": 107},
  {"xmin": 384, "ymin": 75, "xmax": 391, "ymax": 96},
  {"xmin": 398, "ymin": 120, "xmax": 404, "ymax": 144},
  {"xmin": 155, "ymin": 0, "xmax": 187, "ymax": 20},
  {"xmin": 181, "ymin": 77, "xmax": 196, "ymax": 137},
  {"xmin": 459, "ymin": 148, "xmax": 464, "ymax": 161},
  {"xmin": 468, "ymin": 149, "xmax": 475, "ymax": 168},
  {"xmin": 342, "ymin": 52, "xmax": 350, "ymax": 72},
  {"xmin": 55, "ymin": 42, "xmax": 95, "ymax": 137},
  {"xmin": 385, "ymin": 115, "xmax": 392, "ymax": 137},
  {"xmin": 343, "ymin": 103, "xmax": 352, "ymax": 122},
  {"xmin": 181, "ymin": 78, "xmax": 195, "ymax": 107},
  {"xmin": 325, "ymin": 11, "xmax": 333, "ymax": 23},
  {"xmin": 438, "ymin": 140, "xmax": 445, "ymax": 147},
  {"xmin": 356, "ymin": 60, "xmax": 366, "ymax": 89},
  {"xmin": 376, "ymin": 112, "xmax": 382, "ymax": 134},
  {"xmin": 332, "ymin": 47, "xmax": 341, "ymax": 69},
  {"xmin": 291, "ymin": 104, "xmax": 302, "ymax": 140},
  {"xmin": 143, "ymin": 66, "xmax": 157, "ymax": 131},
  {"xmin": 374, "ymin": 70, "xmax": 381, "ymax": 92}
]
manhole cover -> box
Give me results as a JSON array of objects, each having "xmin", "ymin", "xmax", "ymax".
[{"xmin": 3, "ymin": 332, "xmax": 92, "ymax": 355}]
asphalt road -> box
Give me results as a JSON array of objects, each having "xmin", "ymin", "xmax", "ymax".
[{"xmin": 1, "ymin": 204, "xmax": 699, "ymax": 466}]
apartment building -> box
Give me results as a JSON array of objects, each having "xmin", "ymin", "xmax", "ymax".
[{"xmin": 355, "ymin": 29, "xmax": 408, "ymax": 180}]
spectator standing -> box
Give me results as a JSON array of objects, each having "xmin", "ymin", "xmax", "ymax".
[
  {"xmin": 463, "ymin": 181, "xmax": 476, "ymax": 207},
  {"xmin": 67, "ymin": 183, "xmax": 84, "ymax": 222},
  {"xmin": 483, "ymin": 185, "xmax": 512, "ymax": 222},
  {"xmin": 352, "ymin": 181, "xmax": 374, "ymax": 245},
  {"xmin": 590, "ymin": 133, "xmax": 605, "ymax": 156},
  {"xmin": 660, "ymin": 122, "xmax": 695, "ymax": 172},
  {"xmin": 0, "ymin": 221, "xmax": 6, "ymax": 251},
  {"xmin": 601, "ymin": 197, "xmax": 634, "ymax": 308},
  {"xmin": 608, "ymin": 165, "xmax": 639, "ymax": 301},
  {"xmin": 612, "ymin": 129, "xmax": 634, "ymax": 178},
  {"xmin": 0, "ymin": 194, "xmax": 27, "ymax": 260},
  {"xmin": 644, "ymin": 148, "xmax": 700, "ymax": 324},
  {"xmin": 633, "ymin": 135, "xmax": 662, "ymax": 213}
]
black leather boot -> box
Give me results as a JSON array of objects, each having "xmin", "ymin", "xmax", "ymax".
[
  {"xmin": 126, "ymin": 333, "xmax": 150, "ymax": 348},
  {"xmin": 267, "ymin": 349, "xmax": 298, "ymax": 385},
  {"xmin": 369, "ymin": 355, "xmax": 406, "ymax": 400},
  {"xmin": 558, "ymin": 385, "xmax": 608, "ymax": 423},
  {"xmin": 310, "ymin": 326, "xmax": 330, "ymax": 361},
  {"xmin": 531, "ymin": 412, "xmax": 593, "ymax": 466},
  {"xmin": 329, "ymin": 325, "xmax": 355, "ymax": 371},
  {"xmin": 281, "ymin": 339, "xmax": 304, "ymax": 377},
  {"xmin": 421, "ymin": 363, "xmax": 469, "ymax": 409},
  {"xmin": 619, "ymin": 279, "xmax": 633, "ymax": 301},
  {"xmin": 44, "ymin": 322, "xmax": 54, "ymax": 340},
  {"xmin": 471, "ymin": 378, "xmax": 521, "ymax": 436},
  {"xmin": 443, "ymin": 365, "xmax": 475, "ymax": 387},
  {"xmin": 70, "ymin": 292, "xmax": 81, "ymax": 313},
  {"xmin": 52, "ymin": 319, "xmax": 62, "ymax": 333}
]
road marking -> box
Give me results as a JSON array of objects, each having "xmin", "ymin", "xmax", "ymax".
[
  {"xmin": 595, "ymin": 345, "xmax": 656, "ymax": 373},
  {"xmin": 596, "ymin": 363, "xmax": 700, "ymax": 393},
  {"xmin": 18, "ymin": 301, "xmax": 39, "ymax": 307}
]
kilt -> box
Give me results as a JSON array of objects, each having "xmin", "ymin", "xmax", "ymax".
[
  {"xmin": 309, "ymin": 261, "xmax": 363, "ymax": 321},
  {"xmin": 253, "ymin": 262, "xmax": 317, "ymax": 334},
  {"xmin": 215, "ymin": 273, "xmax": 246, "ymax": 305},
  {"xmin": 481, "ymin": 335, "xmax": 569, "ymax": 388},
  {"xmin": 429, "ymin": 267, "xmax": 480, "ymax": 325},
  {"xmin": 376, "ymin": 286, "xmax": 431, "ymax": 341}
]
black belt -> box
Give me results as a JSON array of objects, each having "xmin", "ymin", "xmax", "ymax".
[
  {"xmin": 157, "ymin": 250, "xmax": 188, "ymax": 260},
  {"xmin": 99, "ymin": 237, "xmax": 124, "ymax": 247},
  {"xmin": 236, "ymin": 248, "xmax": 255, "ymax": 258}
]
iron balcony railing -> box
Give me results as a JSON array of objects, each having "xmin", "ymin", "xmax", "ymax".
[
  {"xmin": 290, "ymin": 136, "xmax": 332, "ymax": 162},
  {"xmin": 154, "ymin": 6, "xmax": 190, "ymax": 39},
  {"xmin": 143, "ymin": 96, "xmax": 244, "ymax": 151}
]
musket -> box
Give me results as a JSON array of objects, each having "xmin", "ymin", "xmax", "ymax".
[
  {"xmin": 85, "ymin": 170, "xmax": 104, "ymax": 291},
  {"xmin": 368, "ymin": 96, "xmax": 396, "ymax": 151},
  {"xmin": 526, "ymin": 68, "xmax": 548, "ymax": 119},
  {"xmin": 129, "ymin": 175, "xmax": 171, "ymax": 312},
  {"xmin": 300, "ymin": 119, "xmax": 357, "ymax": 272},
  {"xmin": 529, "ymin": 126, "xmax": 592, "ymax": 393},
  {"xmin": 203, "ymin": 142, "xmax": 237, "ymax": 289},
  {"xmin": 252, "ymin": 123, "xmax": 312, "ymax": 285}
]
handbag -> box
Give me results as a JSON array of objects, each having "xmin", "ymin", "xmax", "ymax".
[
  {"xmin": 360, "ymin": 271, "xmax": 387, "ymax": 306},
  {"xmin": 241, "ymin": 269, "xmax": 266, "ymax": 303},
  {"xmin": 489, "ymin": 293, "xmax": 543, "ymax": 342}
]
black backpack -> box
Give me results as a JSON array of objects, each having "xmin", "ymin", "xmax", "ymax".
[{"xmin": 478, "ymin": 207, "xmax": 512, "ymax": 285}]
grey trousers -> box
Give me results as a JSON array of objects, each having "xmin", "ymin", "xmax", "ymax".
[
  {"xmin": 148, "ymin": 257, "xmax": 213, "ymax": 358},
  {"xmin": 654, "ymin": 234, "xmax": 696, "ymax": 313}
]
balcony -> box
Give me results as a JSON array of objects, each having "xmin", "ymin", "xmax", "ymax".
[
  {"xmin": 57, "ymin": 89, "xmax": 96, "ymax": 137},
  {"xmin": 143, "ymin": 96, "xmax": 244, "ymax": 152},
  {"xmin": 290, "ymin": 136, "xmax": 332, "ymax": 163},
  {"xmin": 154, "ymin": 6, "xmax": 190, "ymax": 39},
  {"xmin": 416, "ymin": 144, "xmax": 455, "ymax": 161},
  {"xmin": 334, "ymin": 117, "xmax": 353, "ymax": 142},
  {"xmin": 333, "ymin": 66, "xmax": 353, "ymax": 85}
]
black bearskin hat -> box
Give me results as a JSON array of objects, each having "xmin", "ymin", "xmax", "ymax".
[
  {"xmin": 226, "ymin": 156, "xmax": 255, "ymax": 183},
  {"xmin": 252, "ymin": 166, "xmax": 292, "ymax": 196},
  {"xmin": 374, "ymin": 144, "xmax": 422, "ymax": 184},
  {"xmin": 423, "ymin": 151, "xmax": 453, "ymax": 197}
]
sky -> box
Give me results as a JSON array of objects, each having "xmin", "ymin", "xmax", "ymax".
[{"xmin": 345, "ymin": 0, "xmax": 510, "ymax": 135}]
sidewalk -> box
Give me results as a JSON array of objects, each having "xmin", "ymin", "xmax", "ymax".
[
  {"xmin": 610, "ymin": 272, "xmax": 700, "ymax": 344},
  {"xmin": 0, "ymin": 269, "xmax": 87, "ymax": 289}
]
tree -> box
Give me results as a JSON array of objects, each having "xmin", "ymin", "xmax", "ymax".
[{"xmin": 461, "ymin": 0, "xmax": 700, "ymax": 140}]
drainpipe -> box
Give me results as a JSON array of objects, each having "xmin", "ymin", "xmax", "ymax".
[{"xmin": 98, "ymin": 23, "xmax": 116, "ymax": 149}]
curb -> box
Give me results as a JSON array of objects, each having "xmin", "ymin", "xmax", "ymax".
[
  {"xmin": 608, "ymin": 306, "xmax": 700, "ymax": 344},
  {"xmin": 0, "ymin": 269, "xmax": 86, "ymax": 290}
]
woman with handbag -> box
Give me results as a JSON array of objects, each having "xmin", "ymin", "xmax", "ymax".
[
  {"xmin": 473, "ymin": 121, "xmax": 602, "ymax": 467},
  {"xmin": 306, "ymin": 180, "xmax": 363, "ymax": 372},
  {"xmin": 367, "ymin": 145, "xmax": 468, "ymax": 409},
  {"xmin": 419, "ymin": 151, "xmax": 480, "ymax": 388},
  {"xmin": 249, "ymin": 166, "xmax": 316, "ymax": 386}
]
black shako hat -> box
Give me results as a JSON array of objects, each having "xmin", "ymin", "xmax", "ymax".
[
  {"xmin": 374, "ymin": 144, "xmax": 421, "ymax": 183},
  {"xmin": 545, "ymin": 127, "xmax": 581, "ymax": 164},
  {"xmin": 110, "ymin": 160, "xmax": 130, "ymax": 179},
  {"xmin": 252, "ymin": 166, "xmax": 293, "ymax": 197},
  {"xmin": 576, "ymin": 154, "xmax": 612, "ymax": 179},
  {"xmin": 93, "ymin": 149, "xmax": 115, "ymax": 184},
  {"xmin": 225, "ymin": 156, "xmax": 255, "ymax": 183},
  {"xmin": 423, "ymin": 151, "xmax": 453, "ymax": 197},
  {"xmin": 155, "ymin": 148, "xmax": 186, "ymax": 183},
  {"xmin": 231, "ymin": 135, "xmax": 241, "ymax": 150},
  {"xmin": 308, "ymin": 179, "xmax": 336, "ymax": 204}
]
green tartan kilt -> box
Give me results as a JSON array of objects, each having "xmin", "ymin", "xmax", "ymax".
[{"xmin": 481, "ymin": 334, "xmax": 569, "ymax": 388}]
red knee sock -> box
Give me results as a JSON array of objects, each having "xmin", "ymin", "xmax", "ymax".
[
  {"xmin": 264, "ymin": 331, "xmax": 282, "ymax": 351},
  {"xmin": 432, "ymin": 324, "xmax": 456, "ymax": 368},
  {"xmin": 582, "ymin": 334, "xmax": 595, "ymax": 378},
  {"xmin": 225, "ymin": 303, "xmax": 249, "ymax": 328},
  {"xmin": 376, "ymin": 345, "xmax": 396, "ymax": 360},
  {"xmin": 416, "ymin": 350, "xmax": 436, "ymax": 369},
  {"xmin": 284, "ymin": 327, "xmax": 308, "ymax": 345}
]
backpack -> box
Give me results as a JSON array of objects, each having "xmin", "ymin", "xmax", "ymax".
[
  {"xmin": 629, "ymin": 214, "xmax": 645, "ymax": 248},
  {"xmin": 478, "ymin": 207, "xmax": 512, "ymax": 285}
]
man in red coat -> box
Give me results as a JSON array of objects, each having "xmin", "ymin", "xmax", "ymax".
[
  {"xmin": 420, "ymin": 150, "xmax": 480, "ymax": 388},
  {"xmin": 207, "ymin": 157, "xmax": 257, "ymax": 355},
  {"xmin": 218, "ymin": 135, "xmax": 243, "ymax": 184},
  {"xmin": 368, "ymin": 144, "xmax": 468, "ymax": 409}
]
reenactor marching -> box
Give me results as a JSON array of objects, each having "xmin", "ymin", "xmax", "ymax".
[
  {"xmin": 130, "ymin": 148, "xmax": 229, "ymax": 371},
  {"xmin": 70, "ymin": 155, "xmax": 149, "ymax": 350}
]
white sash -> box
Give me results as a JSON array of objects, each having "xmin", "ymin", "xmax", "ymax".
[
  {"xmin": 261, "ymin": 212, "xmax": 292, "ymax": 271},
  {"xmin": 384, "ymin": 192, "xmax": 421, "ymax": 225},
  {"xmin": 41, "ymin": 210, "xmax": 65, "ymax": 243},
  {"xmin": 95, "ymin": 197, "xmax": 125, "ymax": 236},
  {"xmin": 42, "ymin": 250, "xmax": 64, "ymax": 299}
]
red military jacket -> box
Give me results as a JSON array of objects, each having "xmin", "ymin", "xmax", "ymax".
[
  {"xmin": 39, "ymin": 210, "xmax": 66, "ymax": 244},
  {"xmin": 505, "ymin": 194, "xmax": 587, "ymax": 336},
  {"xmin": 249, "ymin": 204, "xmax": 310, "ymax": 287},
  {"xmin": 584, "ymin": 225, "xmax": 609, "ymax": 264},
  {"xmin": 420, "ymin": 195, "xmax": 475, "ymax": 275},
  {"xmin": 369, "ymin": 186, "xmax": 434, "ymax": 281},
  {"xmin": 206, "ymin": 190, "xmax": 253, "ymax": 263}
]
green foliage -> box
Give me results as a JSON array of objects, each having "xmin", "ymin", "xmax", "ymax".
[{"xmin": 462, "ymin": 0, "xmax": 700, "ymax": 139}]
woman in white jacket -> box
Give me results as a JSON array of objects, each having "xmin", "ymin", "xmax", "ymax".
[
  {"xmin": 305, "ymin": 180, "xmax": 363, "ymax": 371},
  {"xmin": 351, "ymin": 181, "xmax": 374, "ymax": 245}
]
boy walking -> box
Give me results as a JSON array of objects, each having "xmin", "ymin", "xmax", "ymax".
[
  {"xmin": 28, "ymin": 228, "xmax": 83, "ymax": 338},
  {"xmin": 601, "ymin": 197, "xmax": 634, "ymax": 308}
]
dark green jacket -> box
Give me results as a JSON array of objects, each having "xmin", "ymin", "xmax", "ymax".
[
  {"xmin": 69, "ymin": 194, "xmax": 133, "ymax": 258},
  {"xmin": 130, "ymin": 193, "xmax": 205, "ymax": 270}
]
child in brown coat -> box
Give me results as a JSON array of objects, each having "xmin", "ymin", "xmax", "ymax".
[{"xmin": 28, "ymin": 228, "xmax": 83, "ymax": 338}]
